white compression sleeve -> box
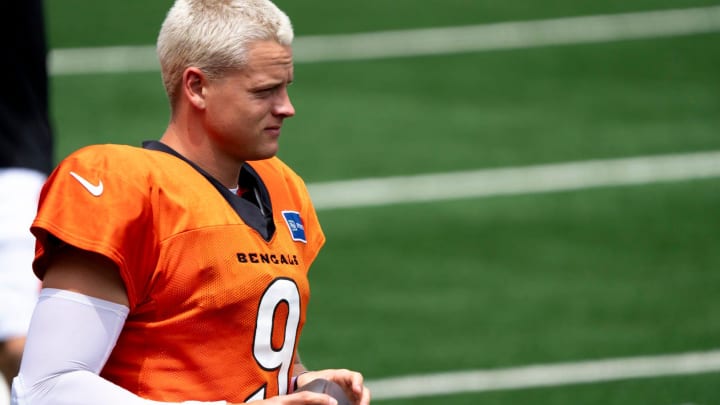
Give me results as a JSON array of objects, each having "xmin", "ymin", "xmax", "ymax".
[{"xmin": 12, "ymin": 289, "xmax": 227, "ymax": 405}]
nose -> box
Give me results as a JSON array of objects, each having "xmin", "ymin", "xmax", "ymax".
[{"xmin": 273, "ymin": 89, "xmax": 295, "ymax": 118}]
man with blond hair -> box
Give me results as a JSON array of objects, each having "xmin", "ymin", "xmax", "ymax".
[{"xmin": 11, "ymin": 1, "xmax": 370, "ymax": 404}]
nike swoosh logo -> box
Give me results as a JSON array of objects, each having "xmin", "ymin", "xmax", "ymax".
[{"xmin": 69, "ymin": 171, "xmax": 104, "ymax": 196}]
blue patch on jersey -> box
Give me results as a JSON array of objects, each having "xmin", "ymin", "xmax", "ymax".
[{"xmin": 282, "ymin": 211, "xmax": 307, "ymax": 243}]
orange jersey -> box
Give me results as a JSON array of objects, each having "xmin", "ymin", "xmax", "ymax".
[{"xmin": 31, "ymin": 143, "xmax": 325, "ymax": 403}]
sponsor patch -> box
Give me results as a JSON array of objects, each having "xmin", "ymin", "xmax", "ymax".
[{"xmin": 282, "ymin": 211, "xmax": 306, "ymax": 243}]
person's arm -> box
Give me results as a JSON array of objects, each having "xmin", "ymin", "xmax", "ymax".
[
  {"xmin": 13, "ymin": 246, "xmax": 225, "ymax": 405},
  {"xmin": 40, "ymin": 244, "xmax": 129, "ymax": 307},
  {"xmin": 14, "ymin": 246, "xmax": 342, "ymax": 405}
]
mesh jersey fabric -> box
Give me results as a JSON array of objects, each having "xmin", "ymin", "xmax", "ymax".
[{"xmin": 30, "ymin": 144, "xmax": 325, "ymax": 403}]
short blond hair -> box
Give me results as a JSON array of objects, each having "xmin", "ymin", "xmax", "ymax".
[{"xmin": 157, "ymin": 0, "xmax": 294, "ymax": 106}]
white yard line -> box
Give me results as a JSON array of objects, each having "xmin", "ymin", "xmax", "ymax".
[
  {"xmin": 49, "ymin": 6, "xmax": 720, "ymax": 75},
  {"xmin": 366, "ymin": 349, "xmax": 720, "ymax": 400},
  {"xmin": 293, "ymin": 5, "xmax": 720, "ymax": 63},
  {"xmin": 308, "ymin": 151, "xmax": 720, "ymax": 210}
]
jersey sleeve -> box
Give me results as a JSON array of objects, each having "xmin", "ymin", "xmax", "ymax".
[
  {"xmin": 271, "ymin": 158, "xmax": 325, "ymax": 266},
  {"xmin": 296, "ymin": 176, "xmax": 325, "ymax": 266},
  {"xmin": 31, "ymin": 145, "xmax": 156, "ymax": 309}
]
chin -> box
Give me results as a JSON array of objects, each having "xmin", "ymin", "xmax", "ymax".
[{"xmin": 251, "ymin": 147, "xmax": 279, "ymax": 161}]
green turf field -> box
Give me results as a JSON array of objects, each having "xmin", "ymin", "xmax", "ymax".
[{"xmin": 46, "ymin": 1, "xmax": 720, "ymax": 403}]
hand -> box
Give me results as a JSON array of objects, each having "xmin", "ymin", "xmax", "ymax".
[{"xmin": 296, "ymin": 369, "xmax": 371, "ymax": 405}]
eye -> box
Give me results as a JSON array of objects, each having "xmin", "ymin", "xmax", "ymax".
[
  {"xmin": 253, "ymin": 86, "xmax": 281, "ymax": 98},
  {"xmin": 253, "ymin": 87, "xmax": 275, "ymax": 98}
]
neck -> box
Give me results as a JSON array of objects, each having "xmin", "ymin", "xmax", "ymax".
[{"xmin": 159, "ymin": 123, "xmax": 243, "ymax": 189}]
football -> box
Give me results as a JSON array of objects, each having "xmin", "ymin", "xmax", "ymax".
[{"xmin": 296, "ymin": 378, "xmax": 352, "ymax": 405}]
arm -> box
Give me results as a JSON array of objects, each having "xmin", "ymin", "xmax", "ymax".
[
  {"xmin": 40, "ymin": 244, "xmax": 129, "ymax": 306},
  {"xmin": 14, "ymin": 246, "xmax": 342, "ymax": 405},
  {"xmin": 13, "ymin": 246, "xmax": 224, "ymax": 405}
]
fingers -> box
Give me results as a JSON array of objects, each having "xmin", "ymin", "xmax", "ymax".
[
  {"xmin": 344, "ymin": 371, "xmax": 370, "ymax": 405},
  {"xmin": 285, "ymin": 391, "xmax": 338, "ymax": 404},
  {"xmin": 333, "ymin": 369, "xmax": 366, "ymax": 404},
  {"xmin": 355, "ymin": 385, "xmax": 371, "ymax": 405},
  {"xmin": 300, "ymin": 368, "xmax": 370, "ymax": 405},
  {"xmin": 347, "ymin": 370, "xmax": 364, "ymax": 399},
  {"xmin": 337, "ymin": 369, "xmax": 368, "ymax": 404}
]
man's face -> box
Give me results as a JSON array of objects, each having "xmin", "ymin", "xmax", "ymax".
[{"xmin": 202, "ymin": 40, "xmax": 295, "ymax": 162}]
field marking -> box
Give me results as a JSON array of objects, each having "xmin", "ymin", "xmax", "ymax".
[
  {"xmin": 308, "ymin": 151, "xmax": 720, "ymax": 210},
  {"xmin": 49, "ymin": 5, "xmax": 720, "ymax": 75},
  {"xmin": 293, "ymin": 5, "xmax": 720, "ymax": 63},
  {"xmin": 366, "ymin": 349, "xmax": 720, "ymax": 401}
]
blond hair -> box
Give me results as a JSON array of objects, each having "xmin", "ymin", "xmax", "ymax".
[{"xmin": 157, "ymin": 0, "xmax": 294, "ymax": 106}]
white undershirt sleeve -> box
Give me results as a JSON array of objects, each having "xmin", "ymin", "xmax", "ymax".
[{"xmin": 11, "ymin": 288, "xmax": 227, "ymax": 405}]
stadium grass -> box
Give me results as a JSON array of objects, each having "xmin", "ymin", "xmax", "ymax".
[
  {"xmin": 50, "ymin": 73, "xmax": 167, "ymax": 164},
  {"xmin": 47, "ymin": 0, "xmax": 720, "ymax": 46},
  {"xmin": 50, "ymin": 32, "xmax": 720, "ymax": 181},
  {"xmin": 377, "ymin": 372, "xmax": 720, "ymax": 404},
  {"xmin": 277, "ymin": 0, "xmax": 720, "ymax": 36},
  {"xmin": 300, "ymin": 179, "xmax": 720, "ymax": 378},
  {"xmin": 282, "ymin": 32, "xmax": 720, "ymax": 181}
]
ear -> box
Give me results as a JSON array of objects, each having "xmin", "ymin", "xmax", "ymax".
[{"xmin": 182, "ymin": 67, "xmax": 208, "ymax": 110}]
